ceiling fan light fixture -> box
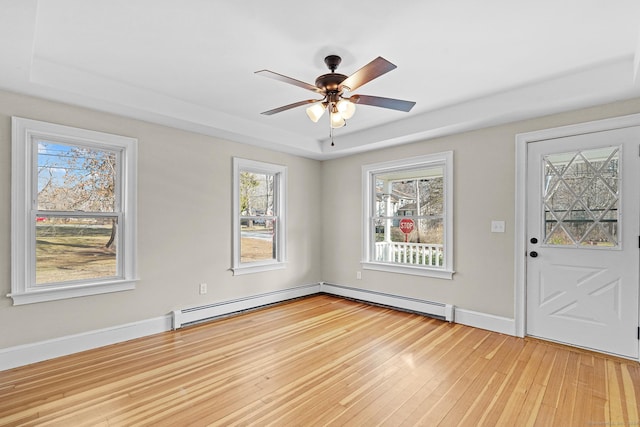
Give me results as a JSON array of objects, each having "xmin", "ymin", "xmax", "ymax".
[
  {"xmin": 306, "ymin": 102, "xmax": 326, "ymax": 123},
  {"xmin": 336, "ymin": 99, "xmax": 356, "ymax": 120},
  {"xmin": 330, "ymin": 110, "xmax": 346, "ymax": 128}
]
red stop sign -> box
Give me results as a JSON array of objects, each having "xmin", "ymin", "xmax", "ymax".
[{"xmin": 399, "ymin": 218, "xmax": 414, "ymax": 234}]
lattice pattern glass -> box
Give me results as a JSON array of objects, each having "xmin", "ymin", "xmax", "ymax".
[{"xmin": 543, "ymin": 147, "xmax": 619, "ymax": 247}]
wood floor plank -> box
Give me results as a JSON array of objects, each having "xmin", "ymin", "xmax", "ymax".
[
  {"xmin": 1, "ymin": 295, "xmax": 639, "ymax": 426},
  {"xmin": 607, "ymin": 358, "xmax": 627, "ymax": 425},
  {"xmin": 622, "ymin": 364, "xmax": 640, "ymax": 423},
  {"xmin": 572, "ymin": 356, "xmax": 594, "ymax": 427}
]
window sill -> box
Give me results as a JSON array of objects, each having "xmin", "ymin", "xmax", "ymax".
[
  {"xmin": 8, "ymin": 279, "xmax": 137, "ymax": 305},
  {"xmin": 232, "ymin": 262, "xmax": 287, "ymax": 276},
  {"xmin": 361, "ymin": 262, "xmax": 454, "ymax": 280}
]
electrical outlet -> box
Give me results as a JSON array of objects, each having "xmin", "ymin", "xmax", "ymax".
[
  {"xmin": 199, "ymin": 283, "xmax": 207, "ymax": 295},
  {"xmin": 356, "ymin": 271, "xmax": 362, "ymax": 280},
  {"xmin": 491, "ymin": 220, "xmax": 505, "ymax": 233}
]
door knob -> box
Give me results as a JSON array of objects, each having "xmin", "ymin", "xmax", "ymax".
[
  {"xmin": 529, "ymin": 251, "xmax": 538, "ymax": 258},
  {"xmin": 530, "ymin": 237, "xmax": 538, "ymax": 244}
]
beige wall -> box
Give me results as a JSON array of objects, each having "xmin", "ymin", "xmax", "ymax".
[
  {"xmin": 321, "ymin": 97, "xmax": 640, "ymax": 318},
  {"xmin": 0, "ymin": 90, "xmax": 323, "ymax": 348}
]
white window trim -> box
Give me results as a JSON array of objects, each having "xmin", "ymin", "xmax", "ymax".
[
  {"xmin": 10, "ymin": 117, "xmax": 138, "ymax": 305},
  {"xmin": 232, "ymin": 157, "xmax": 287, "ymax": 275},
  {"xmin": 361, "ymin": 152, "xmax": 454, "ymax": 279}
]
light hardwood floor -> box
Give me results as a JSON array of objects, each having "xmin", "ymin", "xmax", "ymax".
[{"xmin": 1, "ymin": 294, "xmax": 639, "ymax": 426}]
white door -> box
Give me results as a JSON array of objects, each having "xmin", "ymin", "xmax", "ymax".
[{"xmin": 526, "ymin": 127, "xmax": 640, "ymax": 359}]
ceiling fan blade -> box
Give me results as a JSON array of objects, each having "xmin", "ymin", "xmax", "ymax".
[
  {"xmin": 261, "ymin": 99, "xmax": 323, "ymax": 115},
  {"xmin": 255, "ymin": 70, "xmax": 322, "ymax": 93},
  {"xmin": 350, "ymin": 94, "xmax": 416, "ymax": 112},
  {"xmin": 339, "ymin": 57, "xmax": 397, "ymax": 92}
]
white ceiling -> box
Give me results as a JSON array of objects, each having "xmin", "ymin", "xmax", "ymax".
[{"xmin": 1, "ymin": 1, "xmax": 640, "ymax": 159}]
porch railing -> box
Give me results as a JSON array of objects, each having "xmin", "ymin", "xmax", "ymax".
[{"xmin": 374, "ymin": 242, "xmax": 443, "ymax": 267}]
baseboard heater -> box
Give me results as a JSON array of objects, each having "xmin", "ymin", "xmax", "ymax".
[
  {"xmin": 320, "ymin": 283, "xmax": 454, "ymax": 322},
  {"xmin": 172, "ymin": 284, "xmax": 320, "ymax": 329},
  {"xmin": 172, "ymin": 282, "xmax": 454, "ymax": 329}
]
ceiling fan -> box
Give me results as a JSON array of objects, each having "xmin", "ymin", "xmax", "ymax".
[{"xmin": 255, "ymin": 55, "xmax": 415, "ymax": 142}]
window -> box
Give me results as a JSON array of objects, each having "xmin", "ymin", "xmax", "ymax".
[
  {"xmin": 10, "ymin": 117, "xmax": 137, "ymax": 305},
  {"xmin": 542, "ymin": 146, "xmax": 619, "ymax": 247},
  {"xmin": 232, "ymin": 158, "xmax": 286, "ymax": 275},
  {"xmin": 362, "ymin": 152, "xmax": 454, "ymax": 279}
]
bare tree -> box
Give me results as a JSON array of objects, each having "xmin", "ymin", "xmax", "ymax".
[{"xmin": 240, "ymin": 171, "xmax": 260, "ymax": 227}]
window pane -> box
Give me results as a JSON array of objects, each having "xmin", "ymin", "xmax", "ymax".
[
  {"xmin": 543, "ymin": 147, "xmax": 619, "ymax": 247},
  {"xmin": 37, "ymin": 141, "xmax": 116, "ymax": 212},
  {"xmin": 373, "ymin": 218, "xmax": 444, "ymax": 267},
  {"xmin": 374, "ymin": 168, "xmax": 443, "ymax": 219},
  {"xmin": 372, "ymin": 165, "xmax": 445, "ymax": 268},
  {"xmin": 240, "ymin": 219, "xmax": 276, "ymax": 263},
  {"xmin": 36, "ymin": 216, "xmax": 118, "ymax": 284},
  {"xmin": 239, "ymin": 171, "xmax": 275, "ymax": 217}
]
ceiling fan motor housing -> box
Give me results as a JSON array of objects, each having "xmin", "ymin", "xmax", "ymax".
[{"xmin": 315, "ymin": 73, "xmax": 347, "ymax": 93}]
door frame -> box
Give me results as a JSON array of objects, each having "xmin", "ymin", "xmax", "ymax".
[{"xmin": 514, "ymin": 112, "xmax": 640, "ymax": 360}]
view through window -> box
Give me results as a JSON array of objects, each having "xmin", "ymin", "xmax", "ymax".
[
  {"xmin": 373, "ymin": 167, "xmax": 445, "ymax": 267},
  {"xmin": 543, "ymin": 146, "xmax": 619, "ymax": 247},
  {"xmin": 239, "ymin": 170, "xmax": 277, "ymax": 263},
  {"xmin": 36, "ymin": 141, "xmax": 120, "ymax": 284}
]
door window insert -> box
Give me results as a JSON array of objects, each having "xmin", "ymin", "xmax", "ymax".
[{"xmin": 542, "ymin": 146, "xmax": 620, "ymax": 247}]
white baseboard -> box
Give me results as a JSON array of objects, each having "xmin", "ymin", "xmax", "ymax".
[
  {"xmin": 1, "ymin": 282, "xmax": 515, "ymax": 371},
  {"xmin": 0, "ymin": 315, "xmax": 172, "ymax": 372},
  {"xmin": 454, "ymin": 308, "xmax": 516, "ymax": 335}
]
